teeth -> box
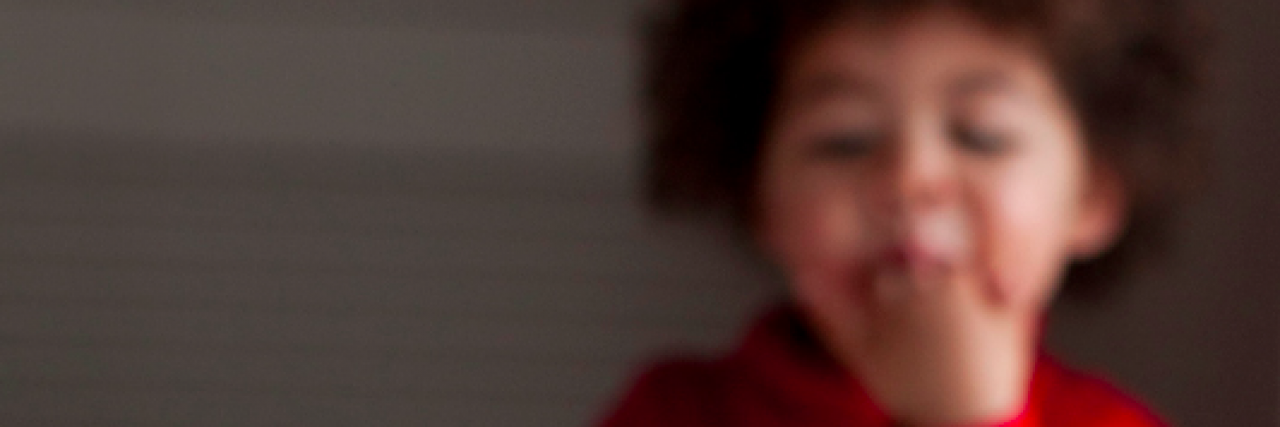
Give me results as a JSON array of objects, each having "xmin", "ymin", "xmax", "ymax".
[
  {"xmin": 921, "ymin": 209, "xmax": 970, "ymax": 263},
  {"xmin": 869, "ymin": 209, "xmax": 972, "ymax": 307}
]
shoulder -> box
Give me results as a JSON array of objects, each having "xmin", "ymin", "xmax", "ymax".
[
  {"xmin": 1037, "ymin": 357, "xmax": 1167, "ymax": 427},
  {"xmin": 595, "ymin": 356, "xmax": 735, "ymax": 427}
]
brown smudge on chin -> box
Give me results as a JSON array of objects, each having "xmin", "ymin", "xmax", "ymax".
[{"xmin": 984, "ymin": 264, "xmax": 1014, "ymax": 309}]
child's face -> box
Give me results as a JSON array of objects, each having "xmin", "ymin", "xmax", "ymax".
[{"xmin": 756, "ymin": 7, "xmax": 1125, "ymax": 423}]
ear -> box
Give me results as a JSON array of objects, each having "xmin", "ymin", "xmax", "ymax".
[{"xmin": 1069, "ymin": 161, "xmax": 1129, "ymax": 260}]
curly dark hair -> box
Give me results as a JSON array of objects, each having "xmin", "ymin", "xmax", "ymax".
[{"xmin": 641, "ymin": 0, "xmax": 1208, "ymax": 298}]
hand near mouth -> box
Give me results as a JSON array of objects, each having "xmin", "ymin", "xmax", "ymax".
[{"xmin": 843, "ymin": 262, "xmax": 1037, "ymax": 426}]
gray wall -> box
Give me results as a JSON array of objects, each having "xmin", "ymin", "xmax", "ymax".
[{"xmin": 0, "ymin": 1, "xmax": 1274, "ymax": 426}]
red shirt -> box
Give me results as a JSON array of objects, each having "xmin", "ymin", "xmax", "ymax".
[{"xmin": 598, "ymin": 307, "xmax": 1164, "ymax": 427}]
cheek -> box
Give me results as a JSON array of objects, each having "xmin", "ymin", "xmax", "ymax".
[
  {"xmin": 974, "ymin": 161, "xmax": 1080, "ymax": 309},
  {"xmin": 761, "ymin": 183, "xmax": 875, "ymax": 353},
  {"xmin": 760, "ymin": 175, "xmax": 869, "ymax": 304}
]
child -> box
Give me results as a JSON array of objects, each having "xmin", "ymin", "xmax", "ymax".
[{"xmin": 600, "ymin": 0, "xmax": 1203, "ymax": 426}]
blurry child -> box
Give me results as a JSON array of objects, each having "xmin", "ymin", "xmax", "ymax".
[{"xmin": 600, "ymin": 0, "xmax": 1204, "ymax": 425}]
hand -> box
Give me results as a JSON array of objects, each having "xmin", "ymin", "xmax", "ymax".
[{"xmin": 824, "ymin": 264, "xmax": 1037, "ymax": 426}]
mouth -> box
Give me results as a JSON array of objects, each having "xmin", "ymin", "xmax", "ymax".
[
  {"xmin": 868, "ymin": 244, "xmax": 946, "ymax": 306},
  {"xmin": 879, "ymin": 208, "xmax": 972, "ymax": 270},
  {"xmin": 881, "ymin": 241, "xmax": 945, "ymax": 272},
  {"xmin": 864, "ymin": 213, "xmax": 973, "ymax": 305}
]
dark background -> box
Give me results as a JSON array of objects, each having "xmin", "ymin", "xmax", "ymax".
[{"xmin": 0, "ymin": 0, "xmax": 1275, "ymax": 425}]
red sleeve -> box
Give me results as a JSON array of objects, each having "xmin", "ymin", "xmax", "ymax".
[
  {"xmin": 929, "ymin": 360, "xmax": 1166, "ymax": 427},
  {"xmin": 598, "ymin": 355, "xmax": 1166, "ymax": 427},
  {"xmin": 1037, "ymin": 365, "xmax": 1167, "ymax": 427}
]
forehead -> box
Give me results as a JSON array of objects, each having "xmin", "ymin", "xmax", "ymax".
[{"xmin": 778, "ymin": 7, "xmax": 1046, "ymax": 102}]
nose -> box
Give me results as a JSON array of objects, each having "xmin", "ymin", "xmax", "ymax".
[
  {"xmin": 880, "ymin": 125, "xmax": 960, "ymax": 217},
  {"xmin": 864, "ymin": 125, "xmax": 971, "ymax": 266}
]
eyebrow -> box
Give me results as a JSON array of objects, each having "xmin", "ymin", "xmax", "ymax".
[{"xmin": 948, "ymin": 70, "xmax": 1016, "ymax": 100}]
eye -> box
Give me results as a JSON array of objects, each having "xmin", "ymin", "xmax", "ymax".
[
  {"xmin": 808, "ymin": 130, "xmax": 882, "ymax": 160},
  {"xmin": 949, "ymin": 122, "xmax": 1013, "ymax": 156}
]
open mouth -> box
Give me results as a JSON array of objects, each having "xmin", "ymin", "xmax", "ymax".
[{"xmin": 864, "ymin": 209, "xmax": 974, "ymax": 306}]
